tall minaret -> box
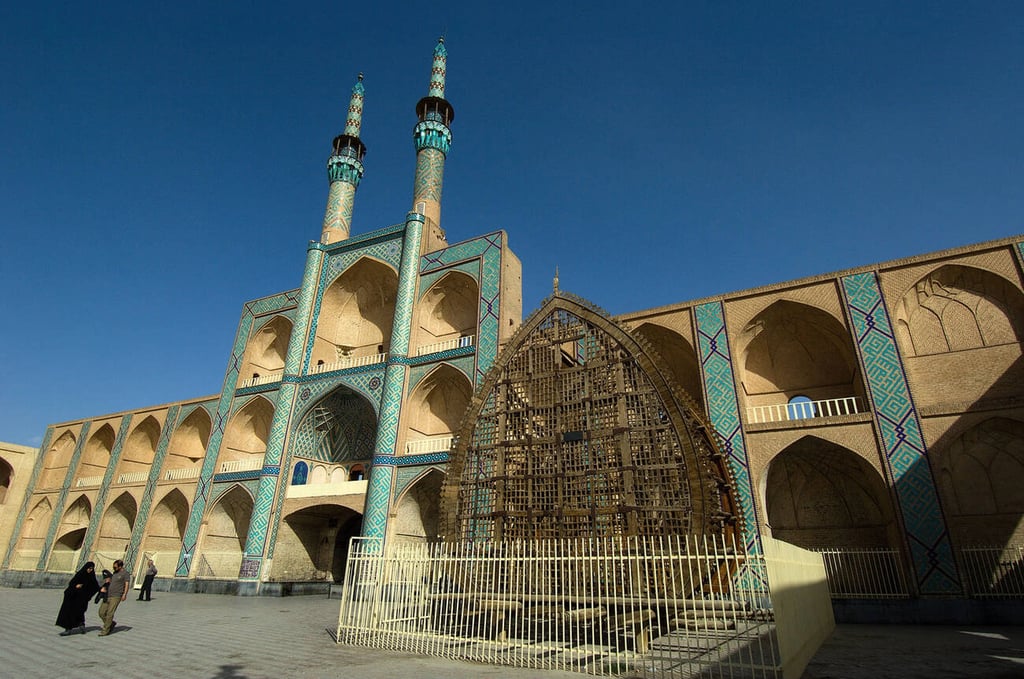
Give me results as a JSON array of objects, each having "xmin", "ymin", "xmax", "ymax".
[
  {"xmin": 411, "ymin": 38, "xmax": 454, "ymax": 231},
  {"xmin": 321, "ymin": 74, "xmax": 367, "ymax": 244}
]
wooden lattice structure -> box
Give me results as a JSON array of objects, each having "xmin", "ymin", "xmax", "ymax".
[{"xmin": 440, "ymin": 292, "xmax": 740, "ymax": 543}]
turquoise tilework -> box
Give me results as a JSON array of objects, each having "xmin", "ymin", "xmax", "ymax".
[
  {"xmin": 694, "ymin": 302, "xmax": 761, "ymax": 554},
  {"xmin": 125, "ymin": 405, "xmax": 180, "ymax": 571},
  {"xmin": 378, "ymin": 453, "xmax": 449, "ymax": 466},
  {"xmin": 77, "ymin": 416, "xmax": 133, "ymax": 563},
  {"xmin": 413, "ymin": 147, "xmax": 446, "ymax": 204},
  {"xmin": 1016, "ymin": 241, "xmax": 1024, "ymax": 264},
  {"xmin": 37, "ymin": 422, "xmax": 91, "ymax": 570},
  {"xmin": 418, "ymin": 259, "xmax": 480, "ymax": 298},
  {"xmin": 841, "ymin": 272, "xmax": 960, "ymax": 594},
  {"xmin": 1, "ymin": 426, "xmax": 52, "ymax": 568}
]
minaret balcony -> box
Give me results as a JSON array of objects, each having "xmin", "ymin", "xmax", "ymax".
[
  {"xmin": 746, "ymin": 396, "xmax": 863, "ymax": 424},
  {"xmin": 415, "ymin": 335, "xmax": 474, "ymax": 357}
]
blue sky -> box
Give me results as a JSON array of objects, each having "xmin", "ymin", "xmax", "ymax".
[{"xmin": 2, "ymin": 2, "xmax": 1022, "ymax": 446}]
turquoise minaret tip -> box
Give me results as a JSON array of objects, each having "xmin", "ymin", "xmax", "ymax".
[
  {"xmin": 428, "ymin": 38, "xmax": 447, "ymax": 98},
  {"xmin": 321, "ymin": 72, "xmax": 368, "ymax": 244},
  {"xmin": 343, "ymin": 73, "xmax": 365, "ymax": 137}
]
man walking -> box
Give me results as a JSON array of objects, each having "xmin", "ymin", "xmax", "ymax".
[
  {"xmin": 138, "ymin": 559, "xmax": 157, "ymax": 601},
  {"xmin": 98, "ymin": 559, "xmax": 129, "ymax": 636}
]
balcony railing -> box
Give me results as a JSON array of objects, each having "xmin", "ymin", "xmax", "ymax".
[
  {"xmin": 219, "ymin": 458, "xmax": 263, "ymax": 474},
  {"xmin": 404, "ymin": 436, "xmax": 454, "ymax": 455},
  {"xmin": 117, "ymin": 471, "xmax": 149, "ymax": 485},
  {"xmin": 746, "ymin": 396, "xmax": 862, "ymax": 424},
  {"xmin": 239, "ymin": 370, "xmax": 283, "ymax": 388},
  {"xmin": 415, "ymin": 335, "xmax": 474, "ymax": 356},
  {"xmin": 75, "ymin": 475, "xmax": 104, "ymax": 488},
  {"xmin": 312, "ymin": 352, "xmax": 387, "ymax": 375},
  {"xmin": 164, "ymin": 467, "xmax": 202, "ymax": 481}
]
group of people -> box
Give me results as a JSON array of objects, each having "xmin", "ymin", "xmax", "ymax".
[{"xmin": 55, "ymin": 558, "xmax": 157, "ymax": 636}]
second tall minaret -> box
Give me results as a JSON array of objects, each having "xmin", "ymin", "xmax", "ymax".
[
  {"xmin": 321, "ymin": 74, "xmax": 367, "ymax": 244},
  {"xmin": 411, "ymin": 38, "xmax": 454, "ymax": 230}
]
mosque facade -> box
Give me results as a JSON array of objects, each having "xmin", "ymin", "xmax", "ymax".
[{"xmin": 2, "ymin": 41, "xmax": 1023, "ymax": 607}]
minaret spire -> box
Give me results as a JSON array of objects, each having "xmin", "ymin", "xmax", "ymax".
[
  {"xmin": 321, "ymin": 74, "xmax": 367, "ymax": 244},
  {"xmin": 411, "ymin": 38, "xmax": 454, "ymax": 233}
]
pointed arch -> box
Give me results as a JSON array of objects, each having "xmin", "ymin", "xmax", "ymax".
[
  {"xmin": 933, "ymin": 417, "xmax": 1024, "ymax": 548},
  {"xmin": 141, "ymin": 488, "xmax": 190, "ymax": 556},
  {"xmin": 49, "ymin": 494, "xmax": 93, "ymax": 572},
  {"xmin": 274, "ymin": 502, "xmax": 362, "ymax": 582},
  {"xmin": 737, "ymin": 299, "xmax": 865, "ymax": 413},
  {"xmin": 12, "ymin": 497, "xmax": 53, "ymax": 569},
  {"xmin": 894, "ymin": 265, "xmax": 1024, "ymax": 357},
  {"xmin": 0, "ymin": 456, "xmax": 13, "ymax": 504},
  {"xmin": 219, "ymin": 396, "xmax": 274, "ymax": 466},
  {"xmin": 39, "ymin": 430, "xmax": 77, "ymax": 489},
  {"xmin": 416, "ymin": 270, "xmax": 479, "ymax": 347},
  {"xmin": 393, "ymin": 468, "xmax": 446, "ymax": 545},
  {"xmin": 77, "ymin": 423, "xmax": 117, "ymax": 481},
  {"xmin": 404, "ymin": 363, "xmax": 472, "ymax": 453},
  {"xmin": 196, "ymin": 484, "xmax": 253, "ymax": 578},
  {"xmin": 313, "ymin": 257, "xmax": 399, "ymax": 365},
  {"xmin": 290, "ymin": 385, "xmax": 377, "ymax": 464},
  {"xmin": 632, "ymin": 322, "xmax": 706, "ymax": 414},
  {"xmin": 117, "ymin": 415, "xmax": 162, "ymax": 479},
  {"xmin": 93, "ymin": 491, "xmax": 138, "ymax": 557},
  {"xmin": 764, "ymin": 436, "xmax": 897, "ymax": 549},
  {"xmin": 166, "ymin": 406, "xmax": 212, "ymax": 472},
  {"xmin": 237, "ymin": 315, "xmax": 293, "ymax": 387},
  {"xmin": 441, "ymin": 293, "xmax": 737, "ymax": 542}
]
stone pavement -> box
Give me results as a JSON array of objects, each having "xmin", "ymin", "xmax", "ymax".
[{"xmin": 2, "ymin": 586, "xmax": 1022, "ymax": 678}]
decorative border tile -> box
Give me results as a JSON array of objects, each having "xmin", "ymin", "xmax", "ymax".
[{"xmin": 841, "ymin": 272, "xmax": 960, "ymax": 594}]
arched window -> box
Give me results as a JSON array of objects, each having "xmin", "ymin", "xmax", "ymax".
[
  {"xmin": 291, "ymin": 461, "xmax": 309, "ymax": 486},
  {"xmin": 787, "ymin": 395, "xmax": 815, "ymax": 420}
]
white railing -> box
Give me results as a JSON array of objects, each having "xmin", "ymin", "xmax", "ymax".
[
  {"xmin": 239, "ymin": 370, "xmax": 284, "ymax": 388},
  {"xmin": 75, "ymin": 475, "xmax": 104, "ymax": 488},
  {"xmin": 814, "ymin": 548, "xmax": 910, "ymax": 598},
  {"xmin": 336, "ymin": 535, "xmax": 834, "ymax": 679},
  {"xmin": 219, "ymin": 458, "xmax": 264, "ymax": 474},
  {"xmin": 746, "ymin": 396, "xmax": 861, "ymax": 424},
  {"xmin": 117, "ymin": 471, "xmax": 149, "ymax": 485},
  {"xmin": 164, "ymin": 466, "xmax": 202, "ymax": 481},
  {"xmin": 415, "ymin": 335, "xmax": 474, "ymax": 356},
  {"xmin": 312, "ymin": 352, "xmax": 387, "ymax": 375},
  {"xmin": 961, "ymin": 545, "xmax": 1024, "ymax": 598},
  {"xmin": 404, "ymin": 436, "xmax": 454, "ymax": 455}
]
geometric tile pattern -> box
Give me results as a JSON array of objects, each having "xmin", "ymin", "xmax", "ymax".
[
  {"xmin": 125, "ymin": 405, "xmax": 180, "ymax": 571},
  {"xmin": 408, "ymin": 358, "xmax": 473, "ymax": 393},
  {"xmin": 176, "ymin": 289, "xmax": 299, "ymax": 577},
  {"xmin": 841, "ymin": 272, "xmax": 961, "ymax": 595},
  {"xmin": 1017, "ymin": 241, "xmax": 1024, "ymax": 265},
  {"xmin": 77, "ymin": 415, "xmax": 133, "ymax": 566},
  {"xmin": 376, "ymin": 452, "xmax": 449, "ymax": 466},
  {"xmin": 418, "ymin": 259, "xmax": 479, "ymax": 296},
  {"xmin": 37, "ymin": 421, "xmax": 92, "ymax": 570},
  {"xmin": 694, "ymin": 302, "xmax": 761, "ymax": 554},
  {"xmin": 2, "ymin": 426, "xmax": 53, "ymax": 569}
]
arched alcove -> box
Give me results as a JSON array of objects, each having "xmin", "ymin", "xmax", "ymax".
[
  {"xmin": 738, "ymin": 300, "xmax": 865, "ymax": 419},
  {"xmin": 49, "ymin": 495, "xmax": 92, "ymax": 572},
  {"xmin": 219, "ymin": 397, "xmax": 274, "ymax": 466},
  {"xmin": 39, "ymin": 431, "xmax": 77, "ymax": 489},
  {"xmin": 116, "ymin": 415, "xmax": 162, "ymax": 480},
  {"xmin": 237, "ymin": 315, "xmax": 293, "ymax": 387},
  {"xmin": 93, "ymin": 492, "xmax": 138, "ymax": 557},
  {"xmin": 290, "ymin": 386, "xmax": 377, "ymax": 463},
  {"xmin": 13, "ymin": 497, "xmax": 53, "ymax": 568},
  {"xmin": 77, "ymin": 424, "xmax": 117, "ymax": 482},
  {"xmin": 392, "ymin": 469, "xmax": 446, "ymax": 545},
  {"xmin": 765, "ymin": 436, "xmax": 897, "ymax": 549},
  {"xmin": 166, "ymin": 407, "xmax": 212, "ymax": 472},
  {"xmin": 196, "ymin": 485, "xmax": 253, "ymax": 578},
  {"xmin": 0, "ymin": 456, "xmax": 12, "ymax": 504},
  {"xmin": 416, "ymin": 271, "xmax": 479, "ymax": 348},
  {"xmin": 141, "ymin": 488, "xmax": 190, "ymax": 557},
  {"xmin": 934, "ymin": 417, "xmax": 1024, "ymax": 548},
  {"xmin": 632, "ymin": 322, "xmax": 706, "ymax": 415},
  {"xmin": 274, "ymin": 504, "xmax": 361, "ymax": 582},
  {"xmin": 405, "ymin": 364, "xmax": 472, "ymax": 453},
  {"xmin": 313, "ymin": 258, "xmax": 398, "ymax": 365}
]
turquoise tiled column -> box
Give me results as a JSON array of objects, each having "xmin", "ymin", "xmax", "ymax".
[
  {"xmin": 694, "ymin": 302, "xmax": 762, "ymax": 554},
  {"xmin": 1, "ymin": 426, "xmax": 52, "ymax": 569},
  {"xmin": 239, "ymin": 242, "xmax": 327, "ymax": 579},
  {"xmin": 37, "ymin": 421, "xmax": 91, "ymax": 570},
  {"xmin": 841, "ymin": 272, "xmax": 961, "ymax": 595},
  {"xmin": 77, "ymin": 415, "xmax": 132, "ymax": 563},
  {"xmin": 363, "ymin": 212, "xmax": 424, "ymax": 539},
  {"xmin": 124, "ymin": 405, "xmax": 180, "ymax": 571}
]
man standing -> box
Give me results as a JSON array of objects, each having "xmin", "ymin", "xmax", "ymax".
[
  {"xmin": 98, "ymin": 559, "xmax": 129, "ymax": 636},
  {"xmin": 138, "ymin": 559, "xmax": 157, "ymax": 601}
]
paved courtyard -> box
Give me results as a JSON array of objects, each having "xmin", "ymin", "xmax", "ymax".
[{"xmin": 2, "ymin": 586, "xmax": 1022, "ymax": 678}]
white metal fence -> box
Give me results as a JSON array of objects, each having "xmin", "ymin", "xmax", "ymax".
[
  {"xmin": 814, "ymin": 548, "xmax": 909, "ymax": 599},
  {"xmin": 746, "ymin": 397, "xmax": 861, "ymax": 424},
  {"xmin": 960, "ymin": 545, "xmax": 1024, "ymax": 598},
  {"xmin": 335, "ymin": 536, "xmax": 833, "ymax": 678}
]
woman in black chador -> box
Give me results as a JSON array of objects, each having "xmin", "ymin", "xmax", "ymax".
[{"xmin": 55, "ymin": 561, "xmax": 99, "ymax": 635}]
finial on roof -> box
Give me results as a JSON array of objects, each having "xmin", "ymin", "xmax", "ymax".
[{"xmin": 554, "ymin": 266, "xmax": 560, "ymax": 295}]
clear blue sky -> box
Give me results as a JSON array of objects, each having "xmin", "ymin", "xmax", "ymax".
[{"xmin": 2, "ymin": 2, "xmax": 1022, "ymax": 446}]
